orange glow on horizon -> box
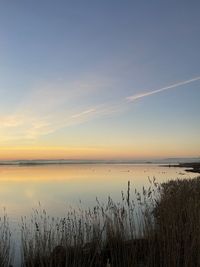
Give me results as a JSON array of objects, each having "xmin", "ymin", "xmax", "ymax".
[{"xmin": 0, "ymin": 145, "xmax": 198, "ymax": 161}]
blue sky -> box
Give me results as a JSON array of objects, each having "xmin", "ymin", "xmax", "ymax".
[{"xmin": 0, "ymin": 1, "xmax": 199, "ymax": 159}]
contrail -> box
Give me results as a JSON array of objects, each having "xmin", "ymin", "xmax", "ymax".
[{"xmin": 126, "ymin": 76, "xmax": 200, "ymax": 102}]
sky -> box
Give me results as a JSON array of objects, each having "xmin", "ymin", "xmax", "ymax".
[{"xmin": 0, "ymin": 1, "xmax": 200, "ymax": 160}]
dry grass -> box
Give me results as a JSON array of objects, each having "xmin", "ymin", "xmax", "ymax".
[
  {"xmin": 0, "ymin": 209, "xmax": 12, "ymax": 267},
  {"xmin": 21, "ymin": 180, "xmax": 157, "ymax": 267},
  {"xmin": 20, "ymin": 176, "xmax": 200, "ymax": 267},
  {"xmin": 152, "ymin": 177, "xmax": 200, "ymax": 267}
]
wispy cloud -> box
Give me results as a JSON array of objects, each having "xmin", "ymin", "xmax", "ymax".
[
  {"xmin": 71, "ymin": 108, "xmax": 96, "ymax": 119},
  {"xmin": 0, "ymin": 115, "xmax": 24, "ymax": 127},
  {"xmin": 0, "ymin": 103, "xmax": 123, "ymax": 142},
  {"xmin": 0, "ymin": 76, "xmax": 113, "ymax": 142},
  {"xmin": 126, "ymin": 76, "xmax": 200, "ymax": 102},
  {"xmin": 20, "ymin": 76, "xmax": 112, "ymax": 116},
  {"xmin": 1, "ymin": 75, "xmax": 200, "ymax": 143}
]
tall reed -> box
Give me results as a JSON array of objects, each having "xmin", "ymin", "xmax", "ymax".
[
  {"xmin": 21, "ymin": 176, "xmax": 200, "ymax": 267},
  {"xmin": 152, "ymin": 177, "xmax": 200, "ymax": 267},
  {"xmin": 21, "ymin": 179, "xmax": 158, "ymax": 266},
  {"xmin": 0, "ymin": 209, "xmax": 12, "ymax": 267}
]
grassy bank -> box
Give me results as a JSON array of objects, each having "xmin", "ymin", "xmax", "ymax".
[
  {"xmin": 20, "ymin": 177, "xmax": 200, "ymax": 267},
  {"xmin": 21, "ymin": 179, "xmax": 156, "ymax": 267},
  {"xmin": 1, "ymin": 177, "xmax": 200, "ymax": 266}
]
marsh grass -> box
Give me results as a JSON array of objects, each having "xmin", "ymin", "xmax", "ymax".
[
  {"xmin": 152, "ymin": 177, "xmax": 200, "ymax": 267},
  {"xmin": 21, "ymin": 177, "xmax": 200, "ymax": 267},
  {"xmin": 20, "ymin": 179, "xmax": 158, "ymax": 266},
  {"xmin": 0, "ymin": 210, "xmax": 12, "ymax": 267}
]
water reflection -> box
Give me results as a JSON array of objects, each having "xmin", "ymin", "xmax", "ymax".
[
  {"xmin": 0, "ymin": 163, "xmax": 198, "ymax": 266},
  {"xmin": 0, "ymin": 164, "xmax": 197, "ymax": 220}
]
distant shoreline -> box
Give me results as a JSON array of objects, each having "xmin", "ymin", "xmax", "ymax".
[
  {"xmin": 0, "ymin": 160, "xmax": 159, "ymax": 166},
  {"xmin": 162, "ymin": 162, "xmax": 200, "ymax": 174},
  {"xmin": 0, "ymin": 159, "xmax": 199, "ymax": 168}
]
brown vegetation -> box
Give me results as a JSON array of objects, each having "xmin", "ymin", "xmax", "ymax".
[
  {"xmin": 20, "ymin": 177, "xmax": 200, "ymax": 267},
  {"xmin": 2, "ymin": 177, "xmax": 200, "ymax": 266},
  {"xmin": 0, "ymin": 210, "xmax": 11, "ymax": 267}
]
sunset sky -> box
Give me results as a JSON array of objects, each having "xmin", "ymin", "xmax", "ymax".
[{"xmin": 0, "ymin": 1, "xmax": 200, "ymax": 160}]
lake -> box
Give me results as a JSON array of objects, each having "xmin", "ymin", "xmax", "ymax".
[
  {"xmin": 0, "ymin": 163, "xmax": 198, "ymax": 266},
  {"xmin": 0, "ymin": 163, "xmax": 198, "ymax": 220}
]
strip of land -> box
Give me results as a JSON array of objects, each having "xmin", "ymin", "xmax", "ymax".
[{"xmin": 167, "ymin": 162, "xmax": 200, "ymax": 174}]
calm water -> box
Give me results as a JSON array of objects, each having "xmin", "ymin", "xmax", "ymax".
[
  {"xmin": 0, "ymin": 163, "xmax": 198, "ymax": 220},
  {"xmin": 0, "ymin": 163, "xmax": 198, "ymax": 266}
]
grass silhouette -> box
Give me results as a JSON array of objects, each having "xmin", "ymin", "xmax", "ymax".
[
  {"xmin": 0, "ymin": 209, "xmax": 11, "ymax": 267},
  {"xmin": 1, "ymin": 177, "xmax": 200, "ymax": 266}
]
